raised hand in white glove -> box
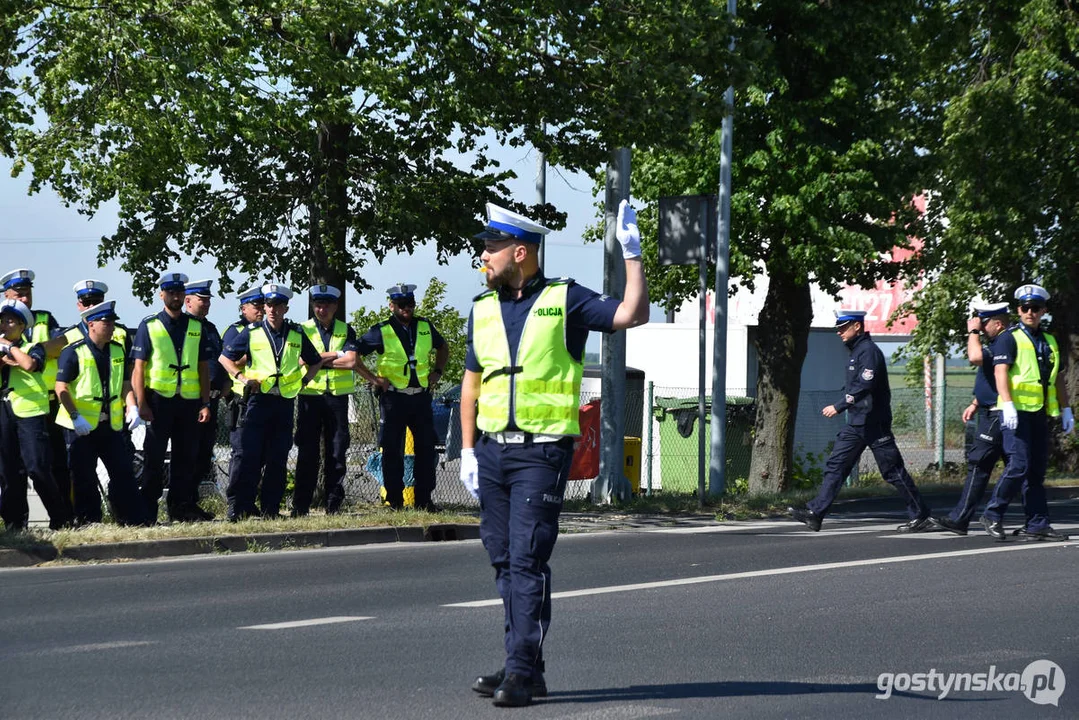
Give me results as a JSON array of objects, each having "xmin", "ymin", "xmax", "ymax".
[
  {"xmin": 616, "ymin": 199, "xmax": 641, "ymax": 259},
  {"xmin": 1062, "ymin": 407, "xmax": 1075, "ymax": 435},
  {"xmin": 1001, "ymin": 401, "xmax": 1018, "ymax": 430},
  {"xmin": 125, "ymin": 405, "xmax": 144, "ymax": 431},
  {"xmin": 72, "ymin": 414, "xmax": 93, "ymax": 437},
  {"xmin": 459, "ymin": 448, "xmax": 480, "ymax": 500}
]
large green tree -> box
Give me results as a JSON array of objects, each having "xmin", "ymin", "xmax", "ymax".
[{"xmin": 629, "ymin": 0, "xmax": 939, "ymax": 493}]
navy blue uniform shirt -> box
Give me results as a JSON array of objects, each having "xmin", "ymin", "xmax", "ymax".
[
  {"xmin": 832, "ymin": 331, "xmax": 892, "ymax": 427},
  {"xmin": 220, "ymin": 319, "xmax": 250, "ymax": 352},
  {"xmin": 0, "ymin": 339, "xmax": 47, "ymax": 391},
  {"xmin": 991, "ymin": 325, "xmax": 1054, "ymax": 391},
  {"xmin": 359, "ymin": 315, "xmax": 446, "ymax": 389},
  {"xmin": 222, "ymin": 319, "xmax": 322, "ymax": 368},
  {"xmin": 65, "ymin": 321, "xmax": 133, "ymax": 357},
  {"xmin": 312, "ymin": 320, "xmax": 360, "ymax": 354},
  {"xmin": 973, "ymin": 345, "xmax": 998, "ymax": 407},
  {"xmin": 188, "ymin": 314, "xmax": 226, "ymax": 392},
  {"xmin": 56, "ymin": 339, "xmax": 132, "ymax": 390},
  {"xmin": 130, "ymin": 311, "xmax": 214, "ymax": 363}
]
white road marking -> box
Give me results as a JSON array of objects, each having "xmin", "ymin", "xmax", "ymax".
[
  {"xmin": 646, "ymin": 522, "xmax": 778, "ymax": 534},
  {"xmin": 45, "ymin": 640, "xmax": 155, "ymax": 654},
  {"xmin": 443, "ymin": 541, "xmax": 1079, "ymax": 608},
  {"xmin": 240, "ymin": 616, "xmax": 374, "ymax": 630},
  {"xmin": 544, "ymin": 706, "xmax": 678, "ymax": 719}
]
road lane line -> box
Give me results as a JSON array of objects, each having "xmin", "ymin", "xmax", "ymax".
[
  {"xmin": 443, "ymin": 540, "xmax": 1079, "ymax": 608},
  {"xmin": 44, "ymin": 640, "xmax": 156, "ymax": 654},
  {"xmin": 240, "ymin": 616, "xmax": 374, "ymax": 630}
]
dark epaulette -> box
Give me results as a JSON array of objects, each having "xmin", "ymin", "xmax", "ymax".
[
  {"xmin": 374, "ymin": 318, "xmax": 392, "ymax": 329},
  {"xmin": 141, "ymin": 313, "xmax": 158, "ymax": 324},
  {"xmin": 472, "ymin": 289, "xmax": 497, "ymax": 302},
  {"xmin": 65, "ymin": 337, "xmax": 90, "ymax": 352},
  {"xmin": 548, "ymin": 276, "xmax": 575, "ymax": 287}
]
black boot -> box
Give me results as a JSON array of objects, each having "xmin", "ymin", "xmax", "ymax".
[
  {"xmin": 472, "ymin": 669, "xmax": 547, "ymax": 698},
  {"xmin": 492, "ymin": 673, "xmax": 533, "ymax": 707}
]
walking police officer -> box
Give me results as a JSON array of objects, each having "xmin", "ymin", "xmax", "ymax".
[
  {"xmin": 221, "ymin": 284, "xmax": 265, "ymax": 496},
  {"xmin": 930, "ymin": 302, "xmax": 1011, "ymax": 534},
  {"xmin": 293, "ymin": 285, "xmax": 363, "ymax": 516},
  {"xmin": 55, "ymin": 301, "xmax": 148, "ymax": 526},
  {"xmin": 0, "ymin": 299, "xmax": 71, "ymax": 530},
  {"xmin": 218, "ymin": 284, "xmax": 321, "ymax": 520},
  {"xmin": 980, "ymin": 284, "xmax": 1073, "ymax": 541},
  {"xmin": 183, "ymin": 279, "xmax": 225, "ymax": 520},
  {"xmin": 62, "ymin": 280, "xmax": 131, "ymax": 355},
  {"xmin": 131, "ymin": 271, "xmax": 213, "ymax": 523},
  {"xmin": 461, "ymin": 201, "xmax": 649, "ymax": 707},
  {"xmin": 790, "ymin": 309, "xmax": 931, "ymax": 532},
  {"xmin": 358, "ymin": 283, "xmax": 449, "ymax": 511}
]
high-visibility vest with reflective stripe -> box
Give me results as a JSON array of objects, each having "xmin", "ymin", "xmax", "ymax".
[
  {"xmin": 145, "ymin": 317, "xmax": 202, "ymax": 399},
  {"xmin": 6, "ymin": 345, "xmax": 49, "ymax": 418},
  {"xmin": 300, "ymin": 319, "xmax": 355, "ymax": 396},
  {"xmin": 31, "ymin": 310, "xmax": 58, "ymax": 392},
  {"xmin": 1000, "ymin": 328, "xmax": 1060, "ymax": 415},
  {"xmin": 64, "ymin": 322, "xmax": 128, "ymax": 348},
  {"xmin": 473, "ymin": 281, "xmax": 581, "ymax": 435},
  {"xmin": 56, "ymin": 341, "xmax": 125, "ymax": 431},
  {"xmin": 227, "ymin": 321, "xmax": 251, "ymax": 395},
  {"xmin": 377, "ymin": 320, "xmax": 432, "ymax": 390},
  {"xmin": 247, "ymin": 324, "xmax": 304, "ymax": 398}
]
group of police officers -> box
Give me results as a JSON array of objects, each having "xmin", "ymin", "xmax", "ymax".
[{"xmin": 0, "ymin": 267, "xmax": 449, "ymax": 528}]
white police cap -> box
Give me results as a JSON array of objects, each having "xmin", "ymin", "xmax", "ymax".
[
  {"xmin": 261, "ymin": 283, "xmax": 294, "ymax": 302},
  {"xmin": 80, "ymin": 300, "xmax": 119, "ymax": 323},
  {"xmin": 72, "ymin": 279, "xmax": 109, "ymax": 297},
  {"xmin": 834, "ymin": 309, "xmax": 867, "ymax": 326},
  {"xmin": 185, "ymin": 279, "xmax": 213, "ymax": 297},
  {"xmin": 1014, "ymin": 284, "xmax": 1050, "ymax": 304},
  {"xmin": 308, "ymin": 284, "xmax": 342, "ymax": 301},
  {"xmin": 474, "ymin": 203, "xmax": 552, "ymax": 244},
  {"xmin": 0, "ymin": 268, "xmax": 35, "ymax": 290},
  {"xmin": 386, "ymin": 283, "xmax": 417, "ymax": 299},
  {"xmin": 236, "ymin": 284, "xmax": 264, "ymax": 304},
  {"xmin": 0, "ymin": 298, "xmax": 33, "ymax": 327},
  {"xmin": 157, "ymin": 271, "xmax": 189, "ymax": 291},
  {"xmin": 972, "ymin": 301, "xmax": 1009, "ymax": 319}
]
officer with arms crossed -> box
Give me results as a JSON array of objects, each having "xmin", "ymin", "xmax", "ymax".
[
  {"xmin": 931, "ymin": 301, "xmax": 1011, "ymax": 534},
  {"xmin": 790, "ymin": 309, "xmax": 931, "ymax": 532},
  {"xmin": 980, "ymin": 284, "xmax": 1073, "ymax": 541},
  {"xmin": 358, "ymin": 283, "xmax": 449, "ymax": 511},
  {"xmin": 131, "ymin": 271, "xmax": 213, "ymax": 523},
  {"xmin": 0, "ymin": 299, "xmax": 71, "ymax": 530},
  {"xmin": 55, "ymin": 301, "xmax": 148, "ymax": 526},
  {"xmin": 183, "ymin": 279, "xmax": 225, "ymax": 520},
  {"xmin": 460, "ymin": 200, "xmax": 649, "ymax": 707}
]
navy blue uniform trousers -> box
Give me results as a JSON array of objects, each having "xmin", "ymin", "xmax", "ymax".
[
  {"xmin": 294, "ymin": 393, "xmax": 350, "ymax": 515},
  {"xmin": 228, "ymin": 393, "xmax": 294, "ymax": 518},
  {"xmin": 140, "ymin": 391, "xmax": 200, "ymax": 519},
  {"xmin": 65, "ymin": 424, "xmax": 148, "ymax": 526},
  {"xmin": 378, "ymin": 390, "xmax": 437, "ymax": 508},
  {"xmin": 0, "ymin": 406, "xmax": 70, "ymax": 529},
  {"xmin": 477, "ymin": 435, "xmax": 574, "ymax": 679},
  {"xmin": 984, "ymin": 409, "xmax": 1050, "ymax": 531},
  {"xmin": 946, "ymin": 407, "xmax": 1005, "ymax": 526},
  {"xmin": 808, "ymin": 423, "xmax": 928, "ymax": 519}
]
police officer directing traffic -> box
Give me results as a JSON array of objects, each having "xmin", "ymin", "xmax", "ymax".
[
  {"xmin": 930, "ymin": 301, "xmax": 1011, "ymax": 535},
  {"xmin": 131, "ymin": 271, "xmax": 213, "ymax": 523},
  {"xmin": 980, "ymin": 284, "xmax": 1072, "ymax": 541},
  {"xmin": 790, "ymin": 309, "xmax": 931, "ymax": 532},
  {"xmin": 55, "ymin": 301, "xmax": 148, "ymax": 526},
  {"xmin": 183, "ymin": 279, "xmax": 224, "ymax": 521},
  {"xmin": 460, "ymin": 200, "xmax": 650, "ymax": 707},
  {"xmin": 293, "ymin": 285, "xmax": 362, "ymax": 516},
  {"xmin": 358, "ymin": 282, "xmax": 449, "ymax": 512},
  {"xmin": 0, "ymin": 299, "xmax": 71, "ymax": 530},
  {"xmin": 218, "ymin": 284, "xmax": 321, "ymax": 520}
]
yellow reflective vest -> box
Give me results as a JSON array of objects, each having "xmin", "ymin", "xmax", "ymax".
[
  {"xmin": 376, "ymin": 320, "xmax": 432, "ymax": 390},
  {"xmin": 56, "ymin": 341, "xmax": 125, "ymax": 431},
  {"xmin": 144, "ymin": 316, "xmax": 202, "ymax": 399},
  {"xmin": 246, "ymin": 323, "xmax": 304, "ymax": 398},
  {"xmin": 300, "ymin": 319, "xmax": 355, "ymax": 396},
  {"xmin": 5, "ymin": 343, "xmax": 49, "ymax": 419},
  {"xmin": 1000, "ymin": 328, "xmax": 1060, "ymax": 415},
  {"xmin": 472, "ymin": 281, "xmax": 581, "ymax": 435},
  {"xmin": 31, "ymin": 310, "xmax": 59, "ymax": 393}
]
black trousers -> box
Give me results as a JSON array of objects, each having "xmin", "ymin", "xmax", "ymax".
[
  {"xmin": 378, "ymin": 390, "xmax": 437, "ymax": 508},
  {"xmin": 293, "ymin": 393, "xmax": 350, "ymax": 515},
  {"xmin": 140, "ymin": 391, "xmax": 200, "ymax": 520},
  {"xmin": 65, "ymin": 424, "xmax": 148, "ymax": 526},
  {"xmin": 0, "ymin": 405, "xmax": 70, "ymax": 530}
]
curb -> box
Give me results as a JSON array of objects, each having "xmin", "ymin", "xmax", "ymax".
[{"xmin": 0, "ymin": 523, "xmax": 481, "ymax": 568}]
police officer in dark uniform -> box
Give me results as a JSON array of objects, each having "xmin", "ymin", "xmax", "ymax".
[
  {"xmin": 55, "ymin": 301, "xmax": 148, "ymax": 526},
  {"xmin": 220, "ymin": 284, "xmax": 265, "ymax": 499},
  {"xmin": 218, "ymin": 284, "xmax": 321, "ymax": 520},
  {"xmin": 357, "ymin": 283, "xmax": 449, "ymax": 511},
  {"xmin": 980, "ymin": 284, "xmax": 1072, "ymax": 541},
  {"xmin": 183, "ymin": 279, "xmax": 224, "ymax": 520},
  {"xmin": 461, "ymin": 201, "xmax": 649, "ymax": 707},
  {"xmin": 61, "ymin": 280, "xmax": 133, "ymax": 356},
  {"xmin": 131, "ymin": 271, "xmax": 213, "ymax": 523},
  {"xmin": 930, "ymin": 302, "xmax": 1011, "ymax": 534},
  {"xmin": 790, "ymin": 309, "xmax": 931, "ymax": 532}
]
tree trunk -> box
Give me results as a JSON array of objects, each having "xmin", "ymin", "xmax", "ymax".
[
  {"xmin": 1048, "ymin": 262, "xmax": 1079, "ymax": 474},
  {"xmin": 747, "ymin": 262, "xmax": 813, "ymax": 494},
  {"xmin": 309, "ymin": 119, "xmax": 351, "ymax": 320}
]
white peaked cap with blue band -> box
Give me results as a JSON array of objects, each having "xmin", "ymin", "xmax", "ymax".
[
  {"xmin": 237, "ymin": 284, "xmax": 264, "ymax": 304},
  {"xmin": 1014, "ymin": 284, "xmax": 1050, "ymax": 303},
  {"xmin": 72, "ymin": 279, "xmax": 109, "ymax": 297},
  {"xmin": 157, "ymin": 271, "xmax": 189, "ymax": 291},
  {"xmin": 972, "ymin": 301, "xmax": 1009, "ymax": 319},
  {"xmin": 80, "ymin": 300, "xmax": 119, "ymax": 323},
  {"xmin": 0, "ymin": 298, "xmax": 33, "ymax": 327},
  {"xmin": 261, "ymin": 283, "xmax": 294, "ymax": 302},
  {"xmin": 475, "ymin": 203, "xmax": 552, "ymax": 244},
  {"xmin": 834, "ymin": 309, "xmax": 867, "ymax": 326},
  {"xmin": 185, "ymin": 279, "xmax": 213, "ymax": 297},
  {"xmin": 0, "ymin": 269, "xmax": 35, "ymax": 290},
  {"xmin": 386, "ymin": 283, "xmax": 417, "ymax": 298},
  {"xmin": 308, "ymin": 284, "xmax": 342, "ymax": 301}
]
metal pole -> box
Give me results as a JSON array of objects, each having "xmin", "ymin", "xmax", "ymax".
[
  {"xmin": 537, "ymin": 141, "xmax": 546, "ymax": 273},
  {"xmin": 709, "ymin": 0, "xmax": 737, "ymax": 497},
  {"xmin": 698, "ymin": 237, "xmax": 707, "ymax": 507},
  {"xmin": 935, "ymin": 353, "xmax": 945, "ymax": 469},
  {"xmin": 596, "ymin": 148, "xmax": 630, "ymax": 503},
  {"xmin": 646, "ymin": 380, "xmax": 654, "ymax": 496}
]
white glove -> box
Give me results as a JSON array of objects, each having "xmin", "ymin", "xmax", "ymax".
[
  {"xmin": 125, "ymin": 405, "xmax": 144, "ymax": 431},
  {"xmin": 72, "ymin": 414, "xmax": 93, "ymax": 437},
  {"xmin": 0, "ymin": 342, "xmax": 11, "ymax": 354},
  {"xmin": 459, "ymin": 448, "xmax": 480, "ymax": 500},
  {"xmin": 1062, "ymin": 407, "xmax": 1075, "ymax": 435},
  {"xmin": 615, "ymin": 199, "xmax": 641, "ymax": 259},
  {"xmin": 1001, "ymin": 401, "xmax": 1018, "ymax": 430}
]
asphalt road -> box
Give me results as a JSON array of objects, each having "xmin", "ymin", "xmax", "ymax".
[{"xmin": 3, "ymin": 499, "xmax": 1078, "ymax": 719}]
